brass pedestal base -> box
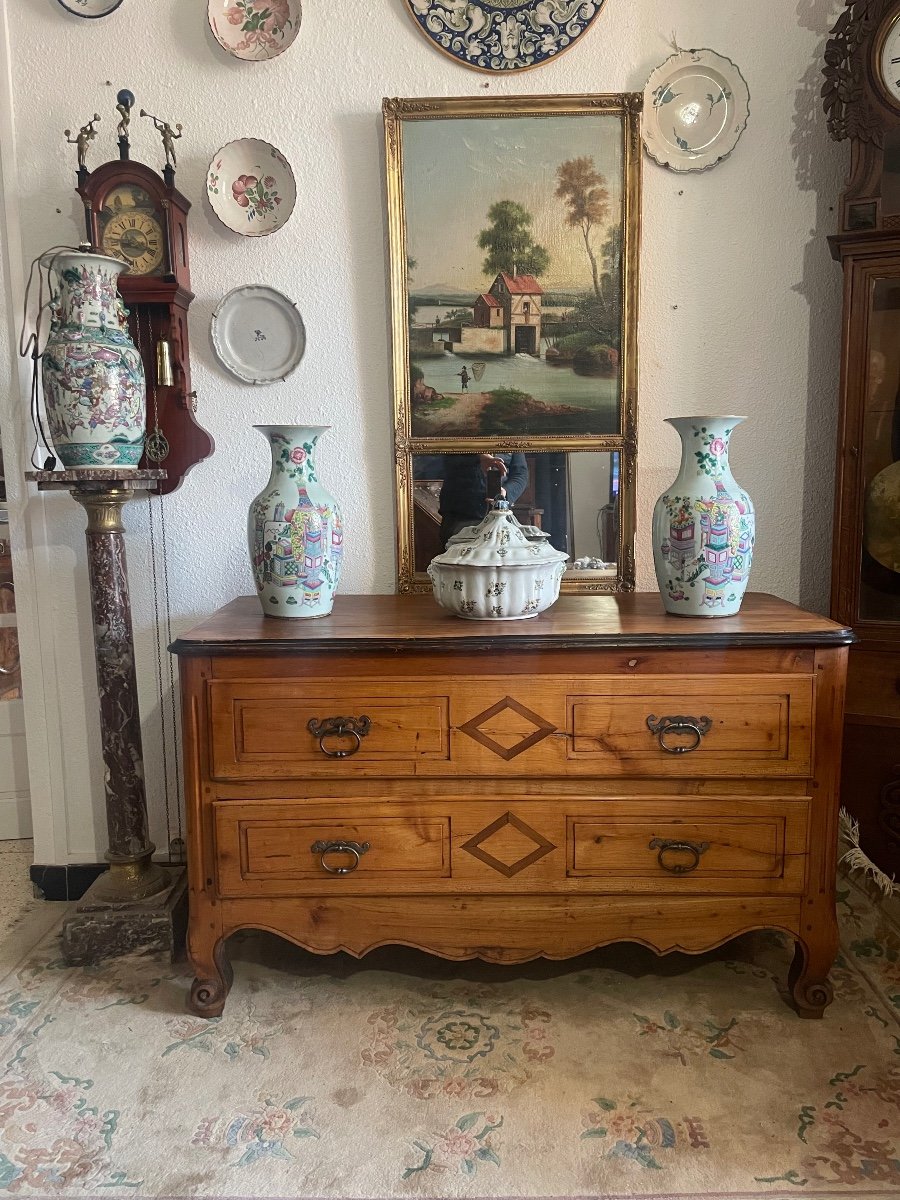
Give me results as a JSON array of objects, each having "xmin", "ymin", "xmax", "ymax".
[{"xmin": 61, "ymin": 867, "xmax": 187, "ymax": 967}]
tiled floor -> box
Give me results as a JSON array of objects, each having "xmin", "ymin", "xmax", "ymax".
[{"xmin": 0, "ymin": 838, "xmax": 37, "ymax": 938}]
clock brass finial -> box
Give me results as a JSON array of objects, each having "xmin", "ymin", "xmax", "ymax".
[
  {"xmin": 140, "ymin": 108, "xmax": 183, "ymax": 173},
  {"xmin": 64, "ymin": 113, "xmax": 101, "ymax": 173},
  {"xmin": 116, "ymin": 88, "xmax": 135, "ymax": 160}
]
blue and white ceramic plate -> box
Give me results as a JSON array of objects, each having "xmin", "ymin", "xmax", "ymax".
[
  {"xmin": 643, "ymin": 49, "xmax": 750, "ymax": 173},
  {"xmin": 403, "ymin": 0, "xmax": 607, "ymax": 73}
]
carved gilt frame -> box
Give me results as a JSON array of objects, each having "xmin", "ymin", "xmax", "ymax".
[{"xmin": 383, "ymin": 93, "xmax": 641, "ymax": 594}]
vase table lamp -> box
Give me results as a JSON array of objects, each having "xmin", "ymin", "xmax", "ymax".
[
  {"xmin": 40, "ymin": 249, "xmax": 146, "ymax": 469},
  {"xmin": 25, "ymin": 468, "xmax": 185, "ymax": 966},
  {"xmin": 652, "ymin": 417, "xmax": 755, "ymax": 617}
]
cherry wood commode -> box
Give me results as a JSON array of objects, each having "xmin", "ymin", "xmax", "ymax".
[{"xmin": 171, "ymin": 594, "xmax": 852, "ymax": 1019}]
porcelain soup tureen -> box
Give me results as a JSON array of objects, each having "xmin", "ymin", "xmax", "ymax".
[{"xmin": 428, "ymin": 500, "xmax": 567, "ymax": 620}]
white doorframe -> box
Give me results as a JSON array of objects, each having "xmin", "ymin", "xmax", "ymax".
[{"xmin": 0, "ymin": 0, "xmax": 71, "ymax": 858}]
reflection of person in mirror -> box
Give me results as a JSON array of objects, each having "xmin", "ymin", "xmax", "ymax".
[{"xmin": 439, "ymin": 452, "xmax": 528, "ymax": 547}]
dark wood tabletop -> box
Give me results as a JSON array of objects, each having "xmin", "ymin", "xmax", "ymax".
[{"xmin": 170, "ymin": 593, "xmax": 854, "ymax": 656}]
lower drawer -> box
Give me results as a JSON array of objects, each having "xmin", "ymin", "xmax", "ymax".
[{"xmin": 212, "ymin": 797, "xmax": 810, "ymax": 898}]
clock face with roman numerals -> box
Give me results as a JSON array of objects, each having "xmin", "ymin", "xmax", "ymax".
[
  {"xmin": 98, "ymin": 184, "xmax": 166, "ymax": 276},
  {"xmin": 880, "ymin": 10, "xmax": 900, "ymax": 107}
]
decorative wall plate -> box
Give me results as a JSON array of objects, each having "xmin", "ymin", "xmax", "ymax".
[
  {"xmin": 211, "ymin": 286, "xmax": 306, "ymax": 384},
  {"xmin": 56, "ymin": 0, "xmax": 123, "ymax": 15},
  {"xmin": 403, "ymin": 0, "xmax": 607, "ymax": 73},
  {"xmin": 207, "ymin": 139, "xmax": 296, "ymax": 236},
  {"xmin": 643, "ymin": 49, "xmax": 750, "ymax": 172},
  {"xmin": 208, "ymin": 0, "xmax": 301, "ymax": 61}
]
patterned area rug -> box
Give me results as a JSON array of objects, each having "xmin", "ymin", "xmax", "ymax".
[{"xmin": 0, "ymin": 873, "xmax": 898, "ymax": 1200}]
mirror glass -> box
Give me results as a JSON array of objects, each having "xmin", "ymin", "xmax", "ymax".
[{"xmin": 409, "ymin": 451, "xmax": 623, "ymax": 587}]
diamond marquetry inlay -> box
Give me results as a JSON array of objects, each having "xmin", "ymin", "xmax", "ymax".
[
  {"xmin": 459, "ymin": 696, "xmax": 556, "ymax": 761},
  {"xmin": 461, "ymin": 811, "xmax": 556, "ymax": 878}
]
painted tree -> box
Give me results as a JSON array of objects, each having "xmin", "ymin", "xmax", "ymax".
[
  {"xmin": 477, "ymin": 200, "xmax": 550, "ymax": 279},
  {"xmin": 555, "ymin": 156, "xmax": 610, "ymax": 301}
]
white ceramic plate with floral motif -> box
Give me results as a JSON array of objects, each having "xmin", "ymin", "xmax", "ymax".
[
  {"xmin": 211, "ymin": 286, "xmax": 306, "ymax": 384},
  {"xmin": 643, "ymin": 49, "xmax": 750, "ymax": 173},
  {"xmin": 56, "ymin": 0, "xmax": 123, "ymax": 16},
  {"xmin": 208, "ymin": 0, "xmax": 301, "ymax": 61},
  {"xmin": 207, "ymin": 139, "xmax": 296, "ymax": 236}
]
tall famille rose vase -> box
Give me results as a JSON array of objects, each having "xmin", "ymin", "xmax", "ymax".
[
  {"xmin": 652, "ymin": 416, "xmax": 755, "ymax": 617},
  {"xmin": 248, "ymin": 425, "xmax": 344, "ymax": 618},
  {"xmin": 41, "ymin": 251, "xmax": 146, "ymax": 469}
]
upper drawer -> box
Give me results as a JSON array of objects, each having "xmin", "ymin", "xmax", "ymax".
[
  {"xmin": 568, "ymin": 675, "xmax": 813, "ymax": 777},
  {"xmin": 209, "ymin": 681, "xmax": 450, "ymax": 779}
]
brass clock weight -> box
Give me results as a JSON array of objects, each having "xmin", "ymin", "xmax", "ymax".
[{"xmin": 69, "ymin": 88, "xmax": 213, "ymax": 493}]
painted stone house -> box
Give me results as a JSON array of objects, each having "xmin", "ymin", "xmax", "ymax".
[
  {"xmin": 479, "ymin": 271, "xmax": 543, "ymax": 354},
  {"xmin": 444, "ymin": 271, "xmax": 544, "ymax": 357}
]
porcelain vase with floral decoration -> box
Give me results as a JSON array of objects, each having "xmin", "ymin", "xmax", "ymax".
[
  {"xmin": 41, "ymin": 250, "xmax": 146, "ymax": 469},
  {"xmin": 652, "ymin": 416, "xmax": 755, "ymax": 617},
  {"xmin": 247, "ymin": 425, "xmax": 343, "ymax": 619}
]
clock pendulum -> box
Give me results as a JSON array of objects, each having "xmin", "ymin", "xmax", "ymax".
[{"xmin": 137, "ymin": 305, "xmax": 171, "ymax": 465}]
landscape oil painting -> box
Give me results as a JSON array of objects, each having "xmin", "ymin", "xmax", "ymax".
[{"xmin": 385, "ymin": 95, "xmax": 641, "ymax": 444}]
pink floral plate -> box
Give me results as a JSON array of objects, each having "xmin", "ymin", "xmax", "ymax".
[
  {"xmin": 208, "ymin": 0, "xmax": 301, "ymax": 61},
  {"xmin": 207, "ymin": 139, "xmax": 296, "ymax": 237}
]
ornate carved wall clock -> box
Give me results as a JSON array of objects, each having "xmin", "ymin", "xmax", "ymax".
[
  {"xmin": 823, "ymin": 0, "xmax": 900, "ymax": 876},
  {"xmin": 73, "ymin": 90, "xmax": 214, "ymax": 494},
  {"xmin": 402, "ymin": 0, "xmax": 608, "ymax": 73}
]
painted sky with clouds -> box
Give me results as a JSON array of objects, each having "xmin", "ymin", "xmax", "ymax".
[{"xmin": 403, "ymin": 114, "xmax": 624, "ymax": 294}]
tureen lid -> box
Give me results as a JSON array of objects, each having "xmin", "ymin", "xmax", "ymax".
[
  {"xmin": 447, "ymin": 517, "xmax": 550, "ymax": 545},
  {"xmin": 430, "ymin": 501, "xmax": 567, "ymax": 569}
]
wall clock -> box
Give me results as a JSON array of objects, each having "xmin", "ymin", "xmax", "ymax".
[
  {"xmin": 403, "ymin": 0, "xmax": 607, "ymax": 73},
  {"xmin": 823, "ymin": 0, "xmax": 900, "ymax": 876},
  {"xmin": 74, "ymin": 91, "xmax": 213, "ymax": 494},
  {"xmin": 877, "ymin": 7, "xmax": 900, "ymax": 107}
]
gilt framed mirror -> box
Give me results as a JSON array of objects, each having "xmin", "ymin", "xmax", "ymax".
[{"xmin": 383, "ymin": 93, "xmax": 641, "ymax": 592}]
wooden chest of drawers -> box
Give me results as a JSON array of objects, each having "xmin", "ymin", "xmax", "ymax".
[{"xmin": 172, "ymin": 593, "xmax": 852, "ymax": 1018}]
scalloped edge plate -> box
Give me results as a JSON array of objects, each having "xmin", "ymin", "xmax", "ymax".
[
  {"xmin": 643, "ymin": 48, "xmax": 750, "ymax": 173},
  {"xmin": 211, "ymin": 285, "xmax": 306, "ymax": 384},
  {"xmin": 208, "ymin": 0, "xmax": 302, "ymax": 61},
  {"xmin": 56, "ymin": 0, "xmax": 123, "ymax": 15},
  {"xmin": 402, "ymin": 0, "xmax": 607, "ymax": 73},
  {"xmin": 207, "ymin": 139, "xmax": 296, "ymax": 236}
]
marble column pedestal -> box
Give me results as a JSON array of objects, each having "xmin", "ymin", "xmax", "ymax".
[{"xmin": 27, "ymin": 469, "xmax": 185, "ymax": 964}]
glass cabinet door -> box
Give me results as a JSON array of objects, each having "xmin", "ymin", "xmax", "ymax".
[{"xmin": 859, "ymin": 276, "xmax": 900, "ymax": 624}]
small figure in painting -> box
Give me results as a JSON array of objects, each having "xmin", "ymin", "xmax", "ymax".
[
  {"xmin": 458, "ymin": 365, "xmax": 470, "ymax": 392},
  {"xmin": 64, "ymin": 114, "xmax": 101, "ymax": 170},
  {"xmin": 140, "ymin": 109, "xmax": 183, "ymax": 168}
]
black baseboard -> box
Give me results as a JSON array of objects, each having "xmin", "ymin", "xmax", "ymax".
[{"xmin": 30, "ymin": 863, "xmax": 108, "ymax": 902}]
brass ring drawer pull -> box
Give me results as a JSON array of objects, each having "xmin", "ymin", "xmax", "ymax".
[
  {"xmin": 646, "ymin": 714, "xmax": 712, "ymax": 754},
  {"xmin": 311, "ymin": 840, "xmax": 371, "ymax": 875},
  {"xmin": 307, "ymin": 715, "xmax": 372, "ymax": 758},
  {"xmin": 649, "ymin": 837, "xmax": 710, "ymax": 875}
]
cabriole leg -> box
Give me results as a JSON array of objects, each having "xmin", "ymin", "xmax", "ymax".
[
  {"xmin": 789, "ymin": 934, "xmax": 836, "ymax": 1019},
  {"xmin": 188, "ymin": 936, "xmax": 233, "ymax": 1018}
]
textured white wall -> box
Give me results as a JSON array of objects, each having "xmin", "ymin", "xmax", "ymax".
[{"xmin": 0, "ymin": 0, "xmax": 846, "ymax": 863}]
